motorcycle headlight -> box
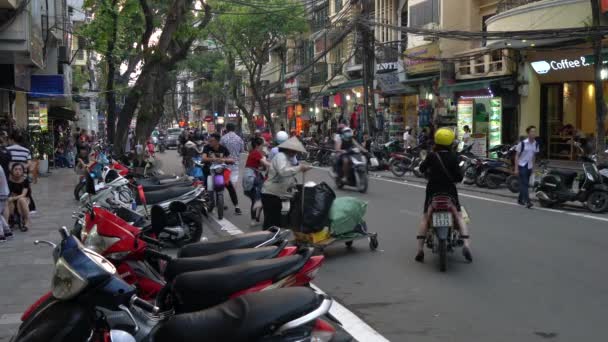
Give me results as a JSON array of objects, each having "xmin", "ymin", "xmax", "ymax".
[
  {"xmin": 52, "ymin": 257, "xmax": 88, "ymax": 300},
  {"xmin": 84, "ymin": 224, "xmax": 120, "ymax": 254}
]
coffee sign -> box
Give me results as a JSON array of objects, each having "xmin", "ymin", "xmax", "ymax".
[{"xmin": 531, "ymin": 56, "xmax": 591, "ymax": 75}]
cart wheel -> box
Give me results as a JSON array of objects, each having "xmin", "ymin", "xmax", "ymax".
[
  {"xmin": 369, "ymin": 235, "xmax": 379, "ymax": 250},
  {"xmin": 345, "ymin": 241, "xmax": 353, "ymax": 248}
]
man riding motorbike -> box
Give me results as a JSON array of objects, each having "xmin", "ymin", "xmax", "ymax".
[
  {"xmin": 334, "ymin": 127, "xmax": 366, "ymax": 183},
  {"xmin": 415, "ymin": 128, "xmax": 472, "ymax": 263}
]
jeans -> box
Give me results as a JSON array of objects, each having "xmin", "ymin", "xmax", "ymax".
[{"xmin": 518, "ymin": 165, "xmax": 532, "ymax": 204}]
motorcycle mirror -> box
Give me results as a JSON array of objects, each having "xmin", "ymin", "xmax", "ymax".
[{"xmin": 86, "ymin": 173, "xmax": 96, "ymax": 195}]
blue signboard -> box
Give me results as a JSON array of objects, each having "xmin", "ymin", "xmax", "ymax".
[{"xmin": 30, "ymin": 75, "xmax": 64, "ymax": 98}]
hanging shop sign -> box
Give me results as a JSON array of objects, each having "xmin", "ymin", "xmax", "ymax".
[
  {"xmin": 27, "ymin": 101, "xmax": 40, "ymax": 132},
  {"xmin": 204, "ymin": 116, "xmax": 213, "ymax": 122},
  {"xmin": 404, "ymin": 43, "xmax": 440, "ymax": 75},
  {"xmin": 39, "ymin": 103, "xmax": 48, "ymax": 132}
]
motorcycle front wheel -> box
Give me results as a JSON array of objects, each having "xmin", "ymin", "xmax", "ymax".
[
  {"xmin": 586, "ymin": 191, "xmax": 608, "ymax": 213},
  {"xmin": 475, "ymin": 174, "xmax": 487, "ymax": 188},
  {"xmin": 358, "ymin": 171, "xmax": 368, "ymax": 193},
  {"xmin": 73, "ymin": 182, "xmax": 86, "ymax": 201},
  {"xmin": 390, "ymin": 160, "xmax": 408, "ymax": 177},
  {"xmin": 506, "ymin": 175, "xmax": 519, "ymax": 193},
  {"xmin": 216, "ymin": 192, "xmax": 224, "ymax": 220}
]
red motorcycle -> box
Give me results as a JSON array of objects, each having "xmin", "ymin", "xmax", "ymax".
[
  {"xmin": 423, "ymin": 195, "xmax": 465, "ymax": 272},
  {"xmin": 80, "ymin": 205, "xmax": 322, "ymax": 313}
]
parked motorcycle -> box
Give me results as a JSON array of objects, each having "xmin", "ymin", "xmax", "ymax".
[
  {"xmin": 158, "ymin": 135, "xmax": 167, "ymax": 153},
  {"xmin": 535, "ymin": 159, "xmax": 608, "ymax": 213},
  {"xmin": 14, "ymin": 228, "xmax": 338, "ymax": 342},
  {"xmin": 475, "ymin": 144, "xmax": 519, "ymax": 191},
  {"xmin": 389, "ymin": 145, "xmax": 426, "ymax": 178},
  {"xmin": 334, "ymin": 148, "xmax": 369, "ymax": 193},
  {"xmin": 423, "ymin": 196, "xmax": 467, "ymax": 272}
]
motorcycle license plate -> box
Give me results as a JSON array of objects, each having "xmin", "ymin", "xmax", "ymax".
[
  {"xmin": 432, "ymin": 212, "xmax": 453, "ymax": 228},
  {"xmin": 370, "ymin": 157, "xmax": 379, "ymax": 167}
]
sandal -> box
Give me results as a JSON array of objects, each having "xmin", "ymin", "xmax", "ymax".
[
  {"xmin": 415, "ymin": 251, "xmax": 424, "ymax": 263},
  {"xmin": 462, "ymin": 247, "xmax": 473, "ymax": 263}
]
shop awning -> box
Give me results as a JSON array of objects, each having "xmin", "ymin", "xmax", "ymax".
[
  {"xmin": 313, "ymin": 79, "xmax": 364, "ymax": 96},
  {"xmin": 401, "ymin": 75, "xmax": 438, "ymax": 86},
  {"xmin": 48, "ymin": 106, "xmax": 77, "ymax": 121},
  {"xmin": 377, "ymin": 72, "xmax": 417, "ymax": 96},
  {"xmin": 440, "ymin": 76, "xmax": 513, "ymax": 93}
]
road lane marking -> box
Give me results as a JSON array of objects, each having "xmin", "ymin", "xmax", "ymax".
[
  {"xmin": 205, "ymin": 214, "xmax": 390, "ymax": 342},
  {"xmin": 370, "ymin": 177, "xmax": 608, "ymax": 223}
]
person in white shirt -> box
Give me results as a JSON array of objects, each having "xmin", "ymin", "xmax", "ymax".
[
  {"xmin": 514, "ymin": 126, "xmax": 539, "ymax": 208},
  {"xmin": 462, "ymin": 125, "xmax": 472, "ymax": 147},
  {"xmin": 403, "ymin": 126, "xmax": 415, "ymax": 149}
]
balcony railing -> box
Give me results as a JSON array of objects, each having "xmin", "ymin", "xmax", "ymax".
[
  {"xmin": 311, "ymin": 64, "xmax": 328, "ymax": 86},
  {"xmin": 497, "ymin": 0, "xmax": 544, "ymax": 13},
  {"xmin": 376, "ymin": 42, "xmax": 400, "ymax": 64}
]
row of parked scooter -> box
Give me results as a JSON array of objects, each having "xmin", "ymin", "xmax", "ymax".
[{"xmin": 13, "ymin": 168, "xmax": 353, "ymax": 341}]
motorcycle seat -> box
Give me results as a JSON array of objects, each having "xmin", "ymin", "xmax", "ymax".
[
  {"xmin": 178, "ymin": 230, "xmax": 278, "ymax": 258},
  {"xmin": 549, "ymin": 170, "xmax": 578, "ymax": 186},
  {"xmin": 150, "ymin": 287, "xmax": 323, "ymax": 342},
  {"xmin": 136, "ymin": 187, "xmax": 194, "ymax": 205},
  {"xmin": 139, "ymin": 182, "xmax": 192, "ymax": 192},
  {"xmin": 171, "ymin": 249, "xmax": 313, "ymax": 312},
  {"xmin": 164, "ymin": 246, "xmax": 283, "ymax": 282}
]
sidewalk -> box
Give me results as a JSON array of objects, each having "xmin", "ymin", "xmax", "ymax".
[{"xmin": 0, "ymin": 168, "xmax": 78, "ymax": 340}]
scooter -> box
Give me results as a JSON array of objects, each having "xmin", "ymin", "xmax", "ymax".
[
  {"xmin": 206, "ymin": 162, "xmax": 231, "ymax": 219},
  {"xmin": 334, "ymin": 148, "xmax": 369, "ymax": 193},
  {"xmin": 475, "ymin": 144, "xmax": 519, "ymax": 191},
  {"xmin": 535, "ymin": 160, "xmax": 608, "ymax": 213},
  {"xmin": 389, "ymin": 145, "xmax": 426, "ymax": 178},
  {"xmin": 14, "ymin": 228, "xmax": 338, "ymax": 342},
  {"xmin": 423, "ymin": 196, "xmax": 467, "ymax": 272}
]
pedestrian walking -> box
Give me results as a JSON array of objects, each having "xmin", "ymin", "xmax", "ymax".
[
  {"xmin": 514, "ymin": 126, "xmax": 539, "ymax": 209},
  {"xmin": 243, "ymin": 137, "xmax": 271, "ymax": 227},
  {"xmin": 220, "ymin": 123, "xmax": 245, "ymax": 215}
]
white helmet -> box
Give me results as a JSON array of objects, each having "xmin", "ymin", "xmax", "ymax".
[{"xmin": 276, "ymin": 131, "xmax": 289, "ymax": 144}]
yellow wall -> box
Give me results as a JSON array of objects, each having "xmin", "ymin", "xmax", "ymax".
[
  {"xmin": 563, "ymin": 83, "xmax": 577, "ymax": 126},
  {"xmin": 519, "ymin": 64, "xmax": 540, "ymax": 135},
  {"xmin": 487, "ymin": 0, "xmax": 591, "ymax": 34},
  {"xmin": 581, "ymin": 83, "xmax": 596, "ymax": 134}
]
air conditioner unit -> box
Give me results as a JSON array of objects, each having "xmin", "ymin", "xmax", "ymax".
[{"xmin": 422, "ymin": 22, "xmax": 439, "ymax": 42}]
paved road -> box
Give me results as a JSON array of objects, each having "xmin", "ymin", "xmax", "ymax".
[{"xmin": 158, "ymin": 150, "xmax": 608, "ymax": 342}]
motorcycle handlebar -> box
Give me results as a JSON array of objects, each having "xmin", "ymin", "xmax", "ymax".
[
  {"xmin": 145, "ymin": 248, "xmax": 172, "ymax": 261},
  {"xmin": 140, "ymin": 234, "xmax": 163, "ymax": 247},
  {"xmin": 131, "ymin": 296, "xmax": 159, "ymax": 314}
]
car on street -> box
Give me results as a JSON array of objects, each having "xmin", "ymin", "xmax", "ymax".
[{"xmin": 166, "ymin": 127, "xmax": 183, "ymax": 149}]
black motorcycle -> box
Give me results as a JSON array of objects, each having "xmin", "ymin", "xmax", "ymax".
[
  {"xmin": 535, "ymin": 161, "xmax": 608, "ymax": 213},
  {"xmin": 475, "ymin": 144, "xmax": 519, "ymax": 192},
  {"xmin": 158, "ymin": 135, "xmax": 167, "ymax": 153}
]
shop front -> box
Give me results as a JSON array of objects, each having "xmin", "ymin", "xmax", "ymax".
[
  {"xmin": 441, "ymin": 76, "xmax": 518, "ymax": 156},
  {"xmin": 525, "ymin": 47, "xmax": 608, "ymax": 159}
]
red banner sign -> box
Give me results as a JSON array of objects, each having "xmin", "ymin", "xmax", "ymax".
[{"xmin": 603, "ymin": 0, "xmax": 608, "ymax": 13}]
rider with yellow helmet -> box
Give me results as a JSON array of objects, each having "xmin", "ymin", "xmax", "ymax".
[{"xmin": 415, "ymin": 127, "xmax": 472, "ymax": 263}]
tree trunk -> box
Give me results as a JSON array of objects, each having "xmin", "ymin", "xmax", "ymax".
[
  {"xmin": 591, "ymin": 0, "xmax": 607, "ymax": 154},
  {"xmin": 104, "ymin": 0, "xmax": 119, "ymax": 144}
]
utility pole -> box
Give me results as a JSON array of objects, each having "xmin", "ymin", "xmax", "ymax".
[
  {"xmin": 591, "ymin": 0, "xmax": 607, "ymax": 154},
  {"xmin": 360, "ymin": 0, "xmax": 375, "ymax": 137}
]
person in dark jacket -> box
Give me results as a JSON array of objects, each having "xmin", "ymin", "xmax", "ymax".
[{"xmin": 415, "ymin": 128, "xmax": 472, "ymax": 263}]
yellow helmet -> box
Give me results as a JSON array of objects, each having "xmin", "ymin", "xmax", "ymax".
[{"xmin": 434, "ymin": 128, "xmax": 456, "ymax": 146}]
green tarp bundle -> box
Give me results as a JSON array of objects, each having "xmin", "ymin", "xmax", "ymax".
[{"xmin": 329, "ymin": 197, "xmax": 367, "ymax": 238}]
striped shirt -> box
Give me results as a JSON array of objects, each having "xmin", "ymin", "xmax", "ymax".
[{"xmin": 7, "ymin": 144, "xmax": 31, "ymax": 169}]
